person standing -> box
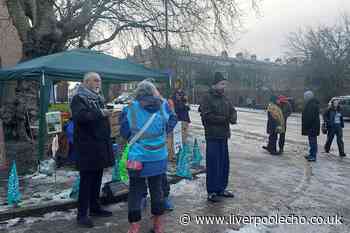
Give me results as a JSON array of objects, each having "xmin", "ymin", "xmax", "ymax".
[
  {"xmin": 172, "ymin": 89, "xmax": 191, "ymax": 144},
  {"xmin": 70, "ymin": 72, "xmax": 114, "ymax": 228},
  {"xmin": 323, "ymin": 100, "xmax": 347, "ymax": 157},
  {"xmin": 302, "ymin": 91, "xmax": 320, "ymax": 162},
  {"xmin": 262, "ymin": 95, "xmax": 285, "ymax": 155},
  {"xmin": 199, "ymin": 72, "xmax": 236, "ymax": 202},
  {"xmin": 120, "ymin": 80, "xmax": 177, "ymax": 233},
  {"xmin": 277, "ymin": 95, "xmax": 292, "ymax": 154}
]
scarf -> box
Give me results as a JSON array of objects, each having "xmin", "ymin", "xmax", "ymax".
[
  {"xmin": 76, "ymin": 84, "xmax": 105, "ymax": 113},
  {"xmin": 267, "ymin": 103, "xmax": 285, "ymax": 132}
]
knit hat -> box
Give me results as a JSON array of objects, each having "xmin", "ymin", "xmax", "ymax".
[
  {"xmin": 270, "ymin": 95, "xmax": 278, "ymax": 104},
  {"xmin": 212, "ymin": 72, "xmax": 227, "ymax": 85},
  {"xmin": 278, "ymin": 95, "xmax": 288, "ymax": 103}
]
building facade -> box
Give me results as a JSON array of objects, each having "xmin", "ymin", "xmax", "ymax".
[{"xmin": 129, "ymin": 46, "xmax": 306, "ymax": 109}]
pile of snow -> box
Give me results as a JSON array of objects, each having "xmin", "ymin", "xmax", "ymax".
[{"xmin": 171, "ymin": 174, "xmax": 206, "ymax": 199}]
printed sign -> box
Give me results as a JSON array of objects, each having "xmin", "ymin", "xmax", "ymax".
[
  {"xmin": 173, "ymin": 121, "xmax": 182, "ymax": 154},
  {"xmin": 46, "ymin": 111, "xmax": 62, "ymax": 134}
]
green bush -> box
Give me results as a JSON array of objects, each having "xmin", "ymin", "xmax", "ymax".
[{"xmin": 48, "ymin": 103, "xmax": 70, "ymax": 113}]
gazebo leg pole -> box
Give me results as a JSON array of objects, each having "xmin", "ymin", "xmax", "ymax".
[{"xmin": 38, "ymin": 71, "xmax": 49, "ymax": 163}]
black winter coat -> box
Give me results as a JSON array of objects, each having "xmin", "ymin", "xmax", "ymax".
[
  {"xmin": 302, "ymin": 98, "xmax": 320, "ymax": 136},
  {"xmin": 199, "ymin": 89, "xmax": 236, "ymax": 140},
  {"xmin": 173, "ymin": 99, "xmax": 191, "ymax": 122},
  {"xmin": 70, "ymin": 95, "xmax": 114, "ymax": 171}
]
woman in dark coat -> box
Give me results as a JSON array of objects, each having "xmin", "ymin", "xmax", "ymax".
[
  {"xmin": 199, "ymin": 72, "xmax": 236, "ymax": 203},
  {"xmin": 323, "ymin": 100, "xmax": 346, "ymax": 157}
]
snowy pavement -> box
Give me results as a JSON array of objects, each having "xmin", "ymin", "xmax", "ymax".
[{"xmin": 1, "ymin": 110, "xmax": 349, "ymax": 233}]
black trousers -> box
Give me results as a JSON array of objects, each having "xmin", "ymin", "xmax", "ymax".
[
  {"xmin": 162, "ymin": 174, "xmax": 170, "ymax": 198},
  {"xmin": 141, "ymin": 174, "xmax": 170, "ymax": 198},
  {"xmin": 278, "ymin": 120, "xmax": 287, "ymax": 151},
  {"xmin": 279, "ymin": 133, "xmax": 285, "ymax": 151},
  {"xmin": 325, "ymin": 126, "xmax": 345, "ymax": 155},
  {"xmin": 268, "ymin": 133, "xmax": 278, "ymax": 152},
  {"xmin": 78, "ymin": 169, "xmax": 103, "ymax": 218},
  {"xmin": 128, "ymin": 174, "xmax": 164, "ymax": 223}
]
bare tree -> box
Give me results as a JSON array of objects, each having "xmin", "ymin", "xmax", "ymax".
[
  {"xmin": 2, "ymin": 0, "xmax": 260, "ymax": 141},
  {"xmin": 6, "ymin": 0, "xmax": 261, "ymax": 60},
  {"xmin": 286, "ymin": 14, "xmax": 350, "ymax": 102}
]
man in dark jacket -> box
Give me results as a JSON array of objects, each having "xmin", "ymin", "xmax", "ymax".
[
  {"xmin": 70, "ymin": 72, "xmax": 115, "ymax": 228},
  {"xmin": 323, "ymin": 100, "xmax": 346, "ymax": 157},
  {"xmin": 302, "ymin": 91, "xmax": 320, "ymax": 162},
  {"xmin": 199, "ymin": 72, "xmax": 237, "ymax": 202}
]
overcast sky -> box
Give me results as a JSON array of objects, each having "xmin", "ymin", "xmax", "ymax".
[{"xmin": 233, "ymin": 0, "xmax": 350, "ymax": 60}]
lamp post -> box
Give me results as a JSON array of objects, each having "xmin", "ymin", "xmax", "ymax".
[{"xmin": 164, "ymin": 0, "xmax": 172, "ymax": 96}]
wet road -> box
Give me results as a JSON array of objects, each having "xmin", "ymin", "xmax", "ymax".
[{"xmin": 1, "ymin": 109, "xmax": 350, "ymax": 233}]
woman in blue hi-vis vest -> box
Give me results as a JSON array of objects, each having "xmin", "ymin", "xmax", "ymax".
[{"xmin": 120, "ymin": 80, "xmax": 177, "ymax": 233}]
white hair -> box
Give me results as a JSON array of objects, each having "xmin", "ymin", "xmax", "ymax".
[
  {"xmin": 135, "ymin": 80, "xmax": 158, "ymax": 99},
  {"xmin": 83, "ymin": 72, "xmax": 100, "ymax": 83}
]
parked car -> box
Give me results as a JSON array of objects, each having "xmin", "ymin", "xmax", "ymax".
[
  {"xmin": 329, "ymin": 96, "xmax": 350, "ymax": 118},
  {"xmin": 114, "ymin": 93, "xmax": 133, "ymax": 104}
]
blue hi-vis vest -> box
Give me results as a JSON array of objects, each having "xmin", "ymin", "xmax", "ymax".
[{"xmin": 127, "ymin": 100, "xmax": 169, "ymax": 162}]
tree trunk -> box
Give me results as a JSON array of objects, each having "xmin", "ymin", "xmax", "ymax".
[{"xmin": 2, "ymin": 0, "xmax": 66, "ymax": 141}]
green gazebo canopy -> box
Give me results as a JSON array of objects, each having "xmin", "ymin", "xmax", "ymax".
[
  {"xmin": 0, "ymin": 48, "xmax": 169, "ymax": 161},
  {"xmin": 0, "ymin": 48, "xmax": 168, "ymax": 82}
]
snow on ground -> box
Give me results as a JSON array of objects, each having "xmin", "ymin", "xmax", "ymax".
[
  {"xmin": 171, "ymin": 174, "xmax": 206, "ymax": 198},
  {"xmin": 0, "ymin": 166, "xmax": 115, "ymax": 213},
  {"xmin": 0, "ymin": 202, "xmax": 126, "ymax": 231},
  {"xmin": 224, "ymin": 225, "xmax": 269, "ymax": 233}
]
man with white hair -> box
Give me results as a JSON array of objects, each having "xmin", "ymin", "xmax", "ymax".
[
  {"xmin": 70, "ymin": 72, "xmax": 115, "ymax": 228},
  {"xmin": 302, "ymin": 90, "xmax": 320, "ymax": 162}
]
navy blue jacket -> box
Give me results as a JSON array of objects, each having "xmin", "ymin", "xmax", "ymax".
[{"xmin": 323, "ymin": 107, "xmax": 344, "ymax": 129}]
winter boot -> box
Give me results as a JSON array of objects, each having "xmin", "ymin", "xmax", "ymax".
[
  {"xmin": 151, "ymin": 215, "xmax": 164, "ymax": 233},
  {"xmin": 324, "ymin": 145, "xmax": 330, "ymax": 153},
  {"xmin": 338, "ymin": 143, "xmax": 346, "ymax": 157},
  {"xmin": 127, "ymin": 222, "xmax": 141, "ymax": 233}
]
